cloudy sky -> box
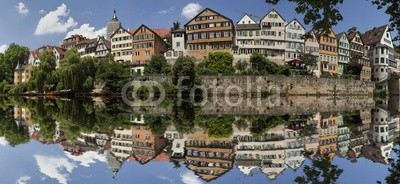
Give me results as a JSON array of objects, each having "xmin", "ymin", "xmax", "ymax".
[{"xmin": 0, "ymin": 0, "xmax": 397, "ymax": 52}]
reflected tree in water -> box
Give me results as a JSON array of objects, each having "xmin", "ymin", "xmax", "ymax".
[
  {"xmin": 294, "ymin": 156, "xmax": 344, "ymax": 184},
  {"xmin": 0, "ymin": 106, "xmax": 29, "ymax": 146},
  {"xmin": 196, "ymin": 116, "xmax": 234, "ymax": 138},
  {"xmin": 380, "ymin": 138, "xmax": 400, "ymax": 184}
]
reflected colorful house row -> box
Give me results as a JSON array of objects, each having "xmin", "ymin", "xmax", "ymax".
[{"xmin": 11, "ymin": 106, "xmax": 400, "ymax": 182}]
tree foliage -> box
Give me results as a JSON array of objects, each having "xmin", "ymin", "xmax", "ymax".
[
  {"xmin": 198, "ymin": 52, "xmax": 235, "ymax": 75},
  {"xmin": 0, "ymin": 44, "xmax": 29, "ymax": 83},
  {"xmin": 250, "ymin": 52, "xmax": 291, "ymax": 75},
  {"xmin": 266, "ymin": 0, "xmax": 400, "ymax": 40},
  {"xmin": 295, "ymin": 156, "xmax": 344, "ymax": 184},
  {"xmin": 344, "ymin": 59, "xmax": 363, "ymax": 77},
  {"xmin": 172, "ymin": 56, "xmax": 198, "ymax": 88},
  {"xmin": 144, "ymin": 55, "xmax": 171, "ymax": 75}
]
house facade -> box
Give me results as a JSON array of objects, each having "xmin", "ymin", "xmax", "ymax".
[
  {"xmin": 76, "ymin": 38, "xmax": 97, "ymax": 57},
  {"xmin": 61, "ymin": 35, "xmax": 88, "ymax": 50},
  {"xmin": 164, "ymin": 29, "xmax": 187, "ymax": 63},
  {"xmin": 185, "ymin": 8, "xmax": 234, "ymax": 61},
  {"xmin": 258, "ymin": 9, "xmax": 286, "ymax": 65},
  {"xmin": 53, "ymin": 47, "xmax": 66, "ymax": 68},
  {"xmin": 14, "ymin": 63, "xmax": 32, "ymax": 85},
  {"xmin": 131, "ymin": 24, "xmax": 168, "ymax": 75},
  {"xmin": 304, "ymin": 31, "xmax": 321, "ymax": 78},
  {"xmin": 233, "ymin": 15, "xmax": 261, "ymax": 63},
  {"xmin": 284, "ymin": 19, "xmax": 305, "ymax": 63},
  {"xmin": 363, "ymin": 25, "xmax": 394, "ymax": 89},
  {"xmin": 317, "ymin": 29, "xmax": 338, "ymax": 75},
  {"xmin": 336, "ymin": 32, "xmax": 350, "ymax": 75},
  {"xmin": 348, "ymin": 31, "xmax": 371, "ymax": 81},
  {"xmin": 111, "ymin": 27, "xmax": 133, "ymax": 63},
  {"xmin": 95, "ymin": 36, "xmax": 111, "ymax": 58}
]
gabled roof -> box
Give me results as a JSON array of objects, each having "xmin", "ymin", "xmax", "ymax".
[
  {"xmin": 54, "ymin": 46, "xmax": 66, "ymax": 56},
  {"xmin": 153, "ymin": 29, "xmax": 171, "ymax": 38},
  {"xmin": 286, "ymin": 18, "xmax": 305, "ymax": 30},
  {"xmin": 110, "ymin": 26, "xmax": 132, "ymax": 39},
  {"xmin": 236, "ymin": 14, "xmax": 257, "ymax": 25},
  {"xmin": 362, "ymin": 25, "xmax": 388, "ymax": 46},
  {"xmin": 236, "ymin": 24, "xmax": 260, "ymax": 30},
  {"xmin": 131, "ymin": 24, "xmax": 166, "ymax": 42},
  {"xmin": 184, "ymin": 8, "xmax": 233, "ymax": 27},
  {"xmin": 347, "ymin": 31, "xmax": 365, "ymax": 45},
  {"xmin": 260, "ymin": 9, "xmax": 286, "ymax": 23},
  {"xmin": 335, "ymin": 32, "xmax": 347, "ymax": 41}
]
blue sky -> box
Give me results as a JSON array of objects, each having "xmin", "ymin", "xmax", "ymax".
[
  {"xmin": 0, "ymin": 138, "xmax": 395, "ymax": 184},
  {"xmin": 0, "ymin": 0, "xmax": 397, "ymax": 52}
]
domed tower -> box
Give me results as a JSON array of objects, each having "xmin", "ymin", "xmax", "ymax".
[{"xmin": 106, "ymin": 9, "xmax": 122, "ymax": 40}]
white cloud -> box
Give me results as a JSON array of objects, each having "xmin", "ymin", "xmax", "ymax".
[
  {"xmin": 0, "ymin": 45, "xmax": 8, "ymax": 54},
  {"xmin": 158, "ymin": 7, "xmax": 174, "ymax": 14},
  {"xmin": 65, "ymin": 151, "xmax": 106, "ymax": 167},
  {"xmin": 34, "ymin": 3, "xmax": 77, "ymax": 35},
  {"xmin": 181, "ymin": 171, "xmax": 203, "ymax": 184},
  {"xmin": 82, "ymin": 11, "xmax": 93, "ymax": 16},
  {"xmin": 16, "ymin": 2, "xmax": 29, "ymax": 15},
  {"xmin": 34, "ymin": 155, "xmax": 76, "ymax": 184},
  {"xmin": 16, "ymin": 176, "xmax": 31, "ymax": 184},
  {"xmin": 157, "ymin": 176, "xmax": 174, "ymax": 184},
  {"xmin": 39, "ymin": 9, "xmax": 46, "ymax": 14},
  {"xmin": 65, "ymin": 24, "xmax": 106, "ymax": 39},
  {"xmin": 181, "ymin": 3, "xmax": 202, "ymax": 19}
]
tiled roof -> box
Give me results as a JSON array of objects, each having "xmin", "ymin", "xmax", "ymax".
[
  {"xmin": 77, "ymin": 38, "xmax": 97, "ymax": 45},
  {"xmin": 236, "ymin": 24, "xmax": 260, "ymax": 30},
  {"xmin": 347, "ymin": 32, "xmax": 357, "ymax": 41},
  {"xmin": 335, "ymin": 32, "xmax": 345, "ymax": 40},
  {"xmin": 54, "ymin": 46, "xmax": 66, "ymax": 56},
  {"xmin": 153, "ymin": 29, "xmax": 171, "ymax": 38},
  {"xmin": 362, "ymin": 25, "xmax": 387, "ymax": 46},
  {"xmin": 171, "ymin": 28, "xmax": 185, "ymax": 33},
  {"xmin": 103, "ymin": 39, "xmax": 111, "ymax": 50}
]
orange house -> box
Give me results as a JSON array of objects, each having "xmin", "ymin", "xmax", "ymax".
[
  {"xmin": 131, "ymin": 24, "xmax": 168, "ymax": 75},
  {"xmin": 131, "ymin": 124, "xmax": 168, "ymax": 164},
  {"xmin": 317, "ymin": 29, "xmax": 338, "ymax": 75}
]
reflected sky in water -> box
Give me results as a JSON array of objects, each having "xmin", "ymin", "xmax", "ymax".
[{"xmin": 0, "ymin": 97, "xmax": 399, "ymax": 184}]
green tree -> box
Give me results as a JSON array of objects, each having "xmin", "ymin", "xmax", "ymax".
[
  {"xmin": 172, "ymin": 56, "xmax": 198, "ymax": 89},
  {"xmin": 0, "ymin": 107, "xmax": 30, "ymax": 147},
  {"xmin": 144, "ymin": 55, "xmax": 171, "ymax": 75},
  {"xmin": 381, "ymin": 138, "xmax": 400, "ymax": 184},
  {"xmin": 249, "ymin": 52, "xmax": 291, "ymax": 75},
  {"xmin": 172, "ymin": 21, "xmax": 180, "ymax": 31},
  {"xmin": 95, "ymin": 60, "xmax": 131, "ymax": 92},
  {"xmin": 234, "ymin": 60, "xmax": 249, "ymax": 74},
  {"xmin": 198, "ymin": 52, "xmax": 235, "ymax": 75},
  {"xmin": 0, "ymin": 44, "xmax": 29, "ymax": 83},
  {"xmin": 347, "ymin": 27, "xmax": 358, "ymax": 35},
  {"xmin": 345, "ymin": 59, "xmax": 363, "ymax": 76},
  {"xmin": 144, "ymin": 115, "xmax": 170, "ymax": 135},
  {"xmin": 294, "ymin": 156, "xmax": 344, "ymax": 184},
  {"xmin": 197, "ymin": 116, "xmax": 234, "ymax": 138},
  {"xmin": 31, "ymin": 50, "xmax": 57, "ymax": 92},
  {"xmin": 266, "ymin": 0, "xmax": 400, "ymax": 41}
]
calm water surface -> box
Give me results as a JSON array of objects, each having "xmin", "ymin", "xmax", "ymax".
[{"xmin": 0, "ymin": 97, "xmax": 399, "ymax": 184}]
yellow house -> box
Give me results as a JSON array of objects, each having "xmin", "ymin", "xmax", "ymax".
[
  {"xmin": 14, "ymin": 63, "xmax": 33, "ymax": 85},
  {"xmin": 317, "ymin": 115, "xmax": 338, "ymax": 160},
  {"xmin": 317, "ymin": 29, "xmax": 338, "ymax": 75}
]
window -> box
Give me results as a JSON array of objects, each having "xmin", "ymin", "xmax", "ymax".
[
  {"xmin": 145, "ymin": 51, "xmax": 150, "ymax": 56},
  {"xmin": 209, "ymin": 16, "xmax": 214, "ymax": 20},
  {"xmin": 209, "ymin": 32, "xmax": 214, "ymax": 38},
  {"xmin": 176, "ymin": 42, "xmax": 181, "ymax": 47},
  {"xmin": 209, "ymin": 23, "xmax": 214, "ymax": 28},
  {"xmin": 201, "ymin": 33, "xmax": 206, "ymax": 39},
  {"xmin": 216, "ymin": 23, "xmax": 221, "ymax": 27},
  {"xmin": 223, "ymin": 22, "xmax": 229, "ymax": 27},
  {"xmin": 135, "ymin": 52, "xmax": 140, "ymax": 56},
  {"xmin": 216, "ymin": 32, "xmax": 221, "ymax": 38},
  {"xmin": 201, "ymin": 24, "xmax": 206, "ymax": 29},
  {"xmin": 224, "ymin": 31, "xmax": 229, "ymax": 37},
  {"xmin": 193, "ymin": 34, "xmax": 198, "ymax": 40},
  {"xmin": 187, "ymin": 34, "xmax": 192, "ymax": 40}
]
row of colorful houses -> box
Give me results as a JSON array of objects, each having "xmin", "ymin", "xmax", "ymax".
[{"xmin": 15, "ymin": 8, "xmax": 400, "ymax": 90}]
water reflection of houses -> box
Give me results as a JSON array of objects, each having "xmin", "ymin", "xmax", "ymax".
[
  {"xmin": 184, "ymin": 127, "xmax": 234, "ymax": 182},
  {"xmin": 317, "ymin": 114, "xmax": 339, "ymax": 160},
  {"xmin": 232, "ymin": 119, "xmax": 305, "ymax": 180},
  {"xmin": 62, "ymin": 132, "xmax": 111, "ymax": 156},
  {"xmin": 337, "ymin": 114, "xmax": 350, "ymax": 157},
  {"xmin": 362, "ymin": 107, "xmax": 397, "ymax": 164}
]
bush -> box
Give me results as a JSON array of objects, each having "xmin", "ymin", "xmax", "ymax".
[{"xmin": 8, "ymin": 84, "xmax": 27, "ymax": 94}]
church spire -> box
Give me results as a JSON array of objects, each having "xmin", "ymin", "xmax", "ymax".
[{"xmin": 112, "ymin": 9, "xmax": 118, "ymax": 21}]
